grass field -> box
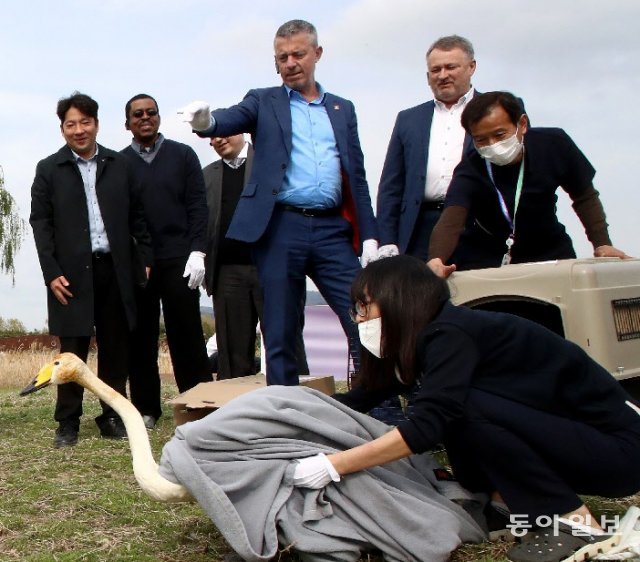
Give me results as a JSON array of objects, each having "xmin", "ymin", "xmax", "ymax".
[{"xmin": 0, "ymin": 349, "xmax": 636, "ymax": 561}]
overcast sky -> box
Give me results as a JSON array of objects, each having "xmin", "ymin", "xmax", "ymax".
[{"xmin": 1, "ymin": 0, "xmax": 638, "ymax": 330}]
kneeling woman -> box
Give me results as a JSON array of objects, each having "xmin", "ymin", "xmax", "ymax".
[{"xmin": 294, "ymin": 255, "xmax": 640, "ymax": 562}]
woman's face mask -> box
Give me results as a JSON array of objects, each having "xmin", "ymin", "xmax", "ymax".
[
  {"xmin": 358, "ymin": 317, "xmax": 383, "ymax": 358},
  {"xmin": 475, "ymin": 126, "xmax": 523, "ymax": 166}
]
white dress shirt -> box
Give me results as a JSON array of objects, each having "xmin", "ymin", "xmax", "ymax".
[
  {"xmin": 223, "ymin": 140, "xmax": 249, "ymax": 169},
  {"xmin": 424, "ymin": 87, "xmax": 474, "ymax": 202}
]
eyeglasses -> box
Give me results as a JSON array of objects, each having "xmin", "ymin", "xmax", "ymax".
[
  {"xmin": 131, "ymin": 108, "xmax": 158, "ymax": 119},
  {"xmin": 349, "ymin": 300, "xmax": 370, "ymax": 322}
]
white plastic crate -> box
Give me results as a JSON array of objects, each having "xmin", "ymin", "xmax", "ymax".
[{"xmin": 450, "ymin": 258, "xmax": 640, "ymax": 381}]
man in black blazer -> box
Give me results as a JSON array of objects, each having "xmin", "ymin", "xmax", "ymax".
[
  {"xmin": 30, "ymin": 92, "xmax": 152, "ymax": 448},
  {"xmin": 376, "ymin": 35, "xmax": 477, "ymax": 261},
  {"xmin": 203, "ymin": 134, "xmax": 259, "ymax": 379}
]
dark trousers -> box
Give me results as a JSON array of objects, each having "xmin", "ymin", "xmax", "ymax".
[
  {"xmin": 55, "ymin": 254, "xmax": 129, "ymax": 427},
  {"xmin": 129, "ymin": 256, "xmax": 212, "ymax": 419},
  {"xmin": 406, "ymin": 205, "xmax": 442, "ymax": 261},
  {"xmin": 445, "ymin": 389, "xmax": 640, "ymax": 519},
  {"xmin": 213, "ymin": 263, "xmax": 309, "ymax": 379},
  {"xmin": 214, "ymin": 264, "xmax": 262, "ymax": 379},
  {"xmin": 252, "ymin": 208, "xmax": 360, "ymax": 386}
]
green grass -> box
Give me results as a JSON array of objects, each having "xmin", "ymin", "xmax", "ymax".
[
  {"xmin": 0, "ymin": 384, "xmax": 636, "ymax": 562},
  {"xmin": 0, "ymin": 386, "xmax": 228, "ymax": 562}
]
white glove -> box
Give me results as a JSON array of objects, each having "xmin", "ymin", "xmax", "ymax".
[
  {"xmin": 178, "ymin": 101, "xmax": 212, "ymax": 131},
  {"xmin": 292, "ymin": 453, "xmax": 340, "ymax": 489},
  {"xmin": 377, "ymin": 244, "xmax": 399, "ymax": 260},
  {"xmin": 183, "ymin": 251, "xmax": 206, "ymax": 289},
  {"xmin": 360, "ymin": 239, "xmax": 379, "ymax": 267}
]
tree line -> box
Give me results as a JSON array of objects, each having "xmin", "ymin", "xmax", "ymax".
[
  {"xmin": 0, "ymin": 316, "xmax": 30, "ymax": 337},
  {"xmin": 0, "ymin": 166, "xmax": 26, "ymax": 282}
]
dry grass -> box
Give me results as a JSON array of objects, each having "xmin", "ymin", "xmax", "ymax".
[
  {"xmin": 0, "ymin": 346, "xmax": 174, "ymax": 388},
  {"xmin": 0, "ymin": 348, "xmax": 73, "ymax": 388}
]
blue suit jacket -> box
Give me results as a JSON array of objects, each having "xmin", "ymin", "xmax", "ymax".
[
  {"xmin": 201, "ymin": 86, "xmax": 377, "ymax": 252},
  {"xmin": 376, "ymin": 100, "xmax": 475, "ymax": 251}
]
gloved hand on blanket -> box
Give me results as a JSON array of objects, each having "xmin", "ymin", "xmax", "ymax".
[{"xmin": 293, "ymin": 453, "xmax": 341, "ymax": 489}]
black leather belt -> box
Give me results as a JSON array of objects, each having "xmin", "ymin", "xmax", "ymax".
[
  {"xmin": 92, "ymin": 251, "xmax": 111, "ymax": 260},
  {"xmin": 279, "ymin": 204, "xmax": 340, "ymax": 217},
  {"xmin": 421, "ymin": 201, "xmax": 445, "ymax": 211}
]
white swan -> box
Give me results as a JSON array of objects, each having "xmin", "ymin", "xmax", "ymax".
[{"xmin": 20, "ymin": 352, "xmax": 192, "ymax": 503}]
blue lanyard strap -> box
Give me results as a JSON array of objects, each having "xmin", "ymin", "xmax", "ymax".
[{"xmin": 484, "ymin": 155, "xmax": 525, "ymax": 244}]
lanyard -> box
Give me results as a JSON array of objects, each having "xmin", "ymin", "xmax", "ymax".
[{"xmin": 484, "ymin": 155, "xmax": 525, "ymax": 265}]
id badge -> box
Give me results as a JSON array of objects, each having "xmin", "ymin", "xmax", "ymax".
[{"xmin": 501, "ymin": 235, "xmax": 514, "ymax": 266}]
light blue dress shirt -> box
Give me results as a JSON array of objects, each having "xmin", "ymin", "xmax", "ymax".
[
  {"xmin": 276, "ymin": 85, "xmax": 342, "ymax": 209},
  {"xmin": 73, "ymin": 146, "xmax": 110, "ymax": 253},
  {"xmin": 131, "ymin": 132, "xmax": 165, "ymax": 164}
]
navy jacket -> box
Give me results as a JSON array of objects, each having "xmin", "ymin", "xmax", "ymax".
[
  {"xmin": 376, "ymin": 100, "xmax": 476, "ymax": 251},
  {"xmin": 444, "ymin": 128, "xmax": 595, "ymax": 268},
  {"xmin": 200, "ymin": 86, "xmax": 377, "ymax": 252}
]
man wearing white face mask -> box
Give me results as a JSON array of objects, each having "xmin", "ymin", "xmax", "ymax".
[{"xmin": 427, "ymin": 91, "xmax": 630, "ymax": 278}]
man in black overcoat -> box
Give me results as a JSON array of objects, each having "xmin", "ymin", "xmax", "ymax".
[{"xmin": 30, "ymin": 92, "xmax": 152, "ymax": 448}]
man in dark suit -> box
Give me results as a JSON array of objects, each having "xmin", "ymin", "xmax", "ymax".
[
  {"xmin": 30, "ymin": 92, "xmax": 152, "ymax": 448},
  {"xmin": 376, "ymin": 35, "xmax": 477, "ymax": 261},
  {"xmin": 203, "ymin": 134, "xmax": 261, "ymax": 379},
  {"xmin": 181, "ymin": 19, "xmax": 378, "ymax": 386}
]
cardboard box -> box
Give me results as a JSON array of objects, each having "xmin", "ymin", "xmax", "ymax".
[{"xmin": 171, "ymin": 374, "xmax": 336, "ymax": 425}]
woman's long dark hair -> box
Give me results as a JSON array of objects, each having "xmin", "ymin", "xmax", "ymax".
[{"xmin": 351, "ymin": 255, "xmax": 450, "ymax": 389}]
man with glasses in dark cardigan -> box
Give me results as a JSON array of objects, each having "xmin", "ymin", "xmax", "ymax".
[{"xmin": 121, "ymin": 93, "xmax": 212, "ymax": 430}]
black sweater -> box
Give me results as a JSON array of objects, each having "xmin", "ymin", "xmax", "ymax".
[
  {"xmin": 337, "ymin": 302, "xmax": 639, "ymax": 453},
  {"xmin": 122, "ymin": 139, "xmax": 208, "ymax": 260}
]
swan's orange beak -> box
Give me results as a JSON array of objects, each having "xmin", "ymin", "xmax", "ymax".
[{"xmin": 20, "ymin": 363, "xmax": 54, "ymax": 396}]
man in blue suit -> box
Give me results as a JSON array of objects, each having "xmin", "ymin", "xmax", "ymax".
[
  {"xmin": 376, "ymin": 35, "xmax": 477, "ymax": 261},
  {"xmin": 181, "ymin": 19, "xmax": 378, "ymax": 386}
]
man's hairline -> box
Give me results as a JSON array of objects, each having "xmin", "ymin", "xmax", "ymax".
[
  {"xmin": 60, "ymin": 109, "xmax": 99, "ymax": 126},
  {"xmin": 426, "ymin": 46, "xmax": 475, "ymax": 63},
  {"xmin": 273, "ymin": 30, "xmax": 319, "ymax": 49},
  {"xmin": 128, "ymin": 96, "xmax": 159, "ymax": 116}
]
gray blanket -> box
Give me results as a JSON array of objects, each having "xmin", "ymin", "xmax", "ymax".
[{"xmin": 159, "ymin": 386, "xmax": 485, "ymax": 562}]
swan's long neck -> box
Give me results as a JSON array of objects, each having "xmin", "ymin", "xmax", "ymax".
[{"xmin": 76, "ymin": 366, "xmax": 191, "ymax": 502}]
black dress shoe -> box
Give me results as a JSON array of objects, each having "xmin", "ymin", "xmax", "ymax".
[
  {"xmin": 142, "ymin": 415, "xmax": 157, "ymax": 430},
  {"xmin": 98, "ymin": 417, "xmax": 127, "ymax": 440},
  {"xmin": 54, "ymin": 423, "xmax": 79, "ymax": 448}
]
